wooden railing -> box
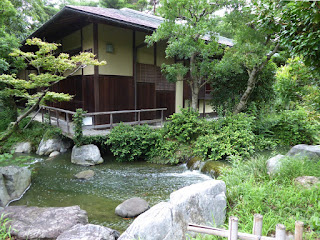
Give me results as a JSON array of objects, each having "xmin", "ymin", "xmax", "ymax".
[
  {"xmin": 188, "ymin": 214, "xmax": 304, "ymax": 240},
  {"xmin": 39, "ymin": 105, "xmax": 167, "ymax": 135}
]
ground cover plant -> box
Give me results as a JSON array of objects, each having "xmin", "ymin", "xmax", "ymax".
[{"xmin": 191, "ymin": 155, "xmax": 320, "ymax": 240}]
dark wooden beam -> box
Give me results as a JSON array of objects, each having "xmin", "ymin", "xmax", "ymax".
[
  {"xmin": 93, "ymin": 23, "xmax": 100, "ymax": 113},
  {"xmin": 154, "ymin": 42, "xmax": 157, "ymax": 66}
]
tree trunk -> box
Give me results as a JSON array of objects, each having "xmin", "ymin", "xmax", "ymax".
[
  {"xmin": 191, "ymin": 83, "xmax": 199, "ymax": 111},
  {"xmin": 0, "ymin": 91, "xmax": 47, "ymax": 143},
  {"xmin": 233, "ymin": 42, "xmax": 280, "ymax": 114},
  {"xmin": 233, "ymin": 68, "xmax": 258, "ymax": 114}
]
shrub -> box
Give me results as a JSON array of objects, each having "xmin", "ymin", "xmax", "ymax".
[
  {"xmin": 106, "ymin": 124, "xmax": 161, "ymax": 162},
  {"xmin": 73, "ymin": 108, "xmax": 86, "ymax": 146},
  {"xmin": 194, "ymin": 113, "xmax": 255, "ymax": 161},
  {"xmin": 163, "ymin": 108, "xmax": 203, "ymax": 143},
  {"xmin": 0, "ymin": 107, "xmax": 16, "ymax": 132},
  {"xmin": 254, "ymin": 108, "xmax": 319, "ymax": 146}
]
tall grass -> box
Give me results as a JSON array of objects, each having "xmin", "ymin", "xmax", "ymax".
[{"xmin": 191, "ymin": 155, "xmax": 320, "ymax": 240}]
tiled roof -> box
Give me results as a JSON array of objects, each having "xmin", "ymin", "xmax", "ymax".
[
  {"xmin": 67, "ymin": 6, "xmax": 163, "ymax": 29},
  {"xmin": 66, "ymin": 6, "xmax": 234, "ymax": 46}
]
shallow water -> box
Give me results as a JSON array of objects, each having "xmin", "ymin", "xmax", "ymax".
[{"xmin": 11, "ymin": 152, "xmax": 211, "ymax": 232}]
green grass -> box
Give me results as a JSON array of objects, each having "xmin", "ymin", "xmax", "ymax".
[
  {"xmin": 0, "ymin": 117, "xmax": 62, "ymax": 154},
  {"xmin": 191, "ymin": 155, "xmax": 320, "ymax": 240},
  {"xmin": 0, "ymin": 214, "xmax": 13, "ymax": 240}
]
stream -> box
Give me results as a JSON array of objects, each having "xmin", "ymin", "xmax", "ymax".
[{"xmin": 11, "ymin": 152, "xmax": 212, "ymax": 232}]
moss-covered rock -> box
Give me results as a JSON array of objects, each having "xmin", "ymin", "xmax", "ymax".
[
  {"xmin": 201, "ymin": 161, "xmax": 229, "ymax": 178},
  {"xmin": 186, "ymin": 156, "xmax": 203, "ymax": 170}
]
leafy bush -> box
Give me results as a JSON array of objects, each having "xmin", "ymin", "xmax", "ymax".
[
  {"xmin": 147, "ymin": 139, "xmax": 180, "ymax": 165},
  {"xmin": 73, "ymin": 108, "xmax": 86, "ymax": 146},
  {"xmin": 255, "ymin": 108, "xmax": 319, "ymax": 146},
  {"xmin": 106, "ymin": 124, "xmax": 161, "ymax": 162},
  {"xmin": 163, "ymin": 108, "xmax": 203, "ymax": 143},
  {"xmin": 194, "ymin": 113, "xmax": 255, "ymax": 161},
  {"xmin": 0, "ymin": 107, "xmax": 16, "ymax": 132}
]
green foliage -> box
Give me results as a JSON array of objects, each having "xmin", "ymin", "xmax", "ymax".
[
  {"xmin": 0, "ymin": 106, "xmax": 16, "ymax": 132},
  {"xmin": 254, "ymin": 108, "xmax": 319, "ymax": 146},
  {"xmin": 106, "ymin": 124, "xmax": 161, "ymax": 162},
  {"xmin": 217, "ymin": 155, "xmax": 320, "ymax": 239},
  {"xmin": 194, "ymin": 113, "xmax": 255, "ymax": 161},
  {"xmin": 0, "ymin": 150, "xmax": 32, "ymax": 167},
  {"xmin": 81, "ymin": 135, "xmax": 110, "ymax": 154},
  {"xmin": 163, "ymin": 108, "xmax": 203, "ymax": 143},
  {"xmin": 0, "ymin": 213, "xmax": 13, "ymax": 240},
  {"xmin": 146, "ymin": 0, "xmax": 223, "ymax": 110},
  {"xmin": 73, "ymin": 108, "xmax": 87, "ymax": 147},
  {"xmin": 274, "ymin": 57, "xmax": 320, "ymax": 111}
]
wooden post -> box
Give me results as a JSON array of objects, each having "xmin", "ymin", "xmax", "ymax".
[
  {"xmin": 161, "ymin": 110, "xmax": 164, "ymax": 127},
  {"xmin": 294, "ymin": 221, "xmax": 303, "ymax": 240},
  {"xmin": 275, "ymin": 224, "xmax": 286, "ymax": 240},
  {"xmin": 110, "ymin": 113, "xmax": 113, "ymax": 130},
  {"xmin": 138, "ymin": 111, "xmax": 141, "ymax": 125},
  {"xmin": 228, "ymin": 216, "xmax": 238, "ymax": 240},
  {"xmin": 48, "ymin": 109, "xmax": 51, "ymax": 125},
  {"xmin": 66, "ymin": 113, "xmax": 70, "ymax": 134},
  {"xmin": 56, "ymin": 110, "xmax": 59, "ymax": 127},
  {"xmin": 253, "ymin": 214, "xmax": 263, "ymax": 236},
  {"xmin": 41, "ymin": 107, "xmax": 44, "ymax": 123}
]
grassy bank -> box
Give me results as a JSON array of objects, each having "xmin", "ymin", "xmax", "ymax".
[{"xmin": 192, "ymin": 155, "xmax": 320, "ymax": 240}]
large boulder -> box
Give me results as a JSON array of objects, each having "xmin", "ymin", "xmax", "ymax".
[
  {"xmin": 14, "ymin": 142, "xmax": 32, "ymax": 153},
  {"xmin": 286, "ymin": 144, "xmax": 320, "ymax": 160},
  {"xmin": 56, "ymin": 224, "xmax": 120, "ymax": 240},
  {"xmin": 71, "ymin": 144, "xmax": 104, "ymax": 166},
  {"xmin": 266, "ymin": 154, "xmax": 284, "ymax": 175},
  {"xmin": 0, "ymin": 166, "xmax": 31, "ymax": 207},
  {"xmin": 36, "ymin": 138, "xmax": 72, "ymax": 156},
  {"xmin": 118, "ymin": 180, "xmax": 226, "ymax": 240},
  {"xmin": 0, "ymin": 206, "xmax": 88, "ymax": 240},
  {"xmin": 115, "ymin": 197, "xmax": 150, "ymax": 218}
]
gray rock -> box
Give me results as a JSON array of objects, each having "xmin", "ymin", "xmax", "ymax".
[
  {"xmin": 1, "ymin": 206, "xmax": 88, "ymax": 239},
  {"xmin": 118, "ymin": 180, "xmax": 226, "ymax": 240},
  {"xmin": 36, "ymin": 138, "xmax": 72, "ymax": 156},
  {"xmin": 287, "ymin": 144, "xmax": 320, "ymax": 160},
  {"xmin": 71, "ymin": 144, "xmax": 104, "ymax": 166},
  {"xmin": 294, "ymin": 176, "xmax": 319, "ymax": 188},
  {"xmin": 57, "ymin": 224, "xmax": 120, "ymax": 240},
  {"xmin": 74, "ymin": 170, "xmax": 95, "ymax": 180},
  {"xmin": 0, "ymin": 166, "xmax": 31, "ymax": 207},
  {"xmin": 14, "ymin": 142, "xmax": 32, "ymax": 153},
  {"xmin": 49, "ymin": 151, "xmax": 60, "ymax": 158},
  {"xmin": 115, "ymin": 197, "xmax": 150, "ymax": 218},
  {"xmin": 266, "ymin": 154, "xmax": 284, "ymax": 175}
]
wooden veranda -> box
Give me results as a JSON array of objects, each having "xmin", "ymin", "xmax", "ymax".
[{"xmin": 35, "ymin": 105, "xmax": 167, "ymax": 138}]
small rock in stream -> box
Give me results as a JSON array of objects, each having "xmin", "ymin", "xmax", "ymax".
[
  {"xmin": 115, "ymin": 197, "xmax": 150, "ymax": 218},
  {"xmin": 74, "ymin": 170, "xmax": 95, "ymax": 180}
]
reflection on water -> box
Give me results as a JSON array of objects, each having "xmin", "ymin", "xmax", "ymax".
[{"xmin": 11, "ymin": 152, "xmax": 211, "ymax": 232}]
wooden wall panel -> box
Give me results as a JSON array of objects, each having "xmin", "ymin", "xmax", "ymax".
[
  {"xmin": 51, "ymin": 75, "xmax": 83, "ymax": 111},
  {"xmin": 156, "ymin": 90, "xmax": 175, "ymax": 119},
  {"xmin": 98, "ymin": 75, "xmax": 134, "ymax": 123},
  {"xmin": 137, "ymin": 82, "xmax": 156, "ymax": 120}
]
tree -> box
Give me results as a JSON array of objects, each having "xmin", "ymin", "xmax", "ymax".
[
  {"xmin": 0, "ymin": 38, "xmax": 105, "ymax": 142},
  {"xmin": 146, "ymin": 0, "xmax": 223, "ymax": 111},
  {"xmin": 216, "ymin": 0, "xmax": 281, "ymax": 113}
]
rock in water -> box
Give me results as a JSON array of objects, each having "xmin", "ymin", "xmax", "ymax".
[
  {"xmin": 0, "ymin": 206, "xmax": 88, "ymax": 239},
  {"xmin": 0, "ymin": 166, "xmax": 31, "ymax": 207},
  {"xmin": 56, "ymin": 224, "xmax": 120, "ymax": 240},
  {"xmin": 115, "ymin": 197, "xmax": 150, "ymax": 218},
  {"xmin": 71, "ymin": 144, "xmax": 104, "ymax": 166},
  {"xmin": 74, "ymin": 170, "xmax": 95, "ymax": 180},
  {"xmin": 118, "ymin": 180, "xmax": 226, "ymax": 240},
  {"xmin": 287, "ymin": 144, "xmax": 320, "ymax": 160},
  {"xmin": 266, "ymin": 154, "xmax": 284, "ymax": 175},
  {"xmin": 14, "ymin": 142, "xmax": 32, "ymax": 153},
  {"xmin": 49, "ymin": 151, "xmax": 60, "ymax": 158},
  {"xmin": 37, "ymin": 138, "xmax": 72, "ymax": 156}
]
